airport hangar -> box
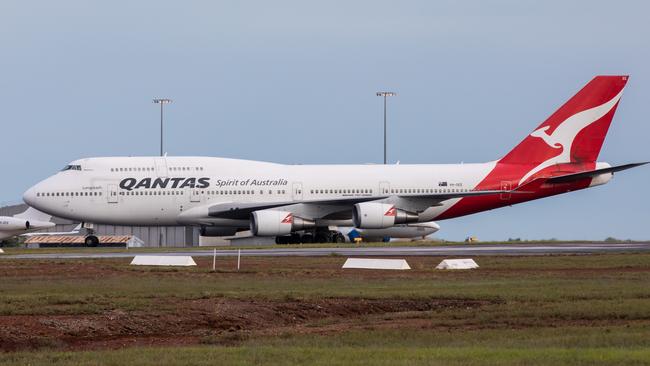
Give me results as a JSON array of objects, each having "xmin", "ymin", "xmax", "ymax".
[{"xmin": 0, "ymin": 203, "xmax": 201, "ymax": 247}]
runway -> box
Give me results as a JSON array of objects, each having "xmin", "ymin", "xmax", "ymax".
[{"xmin": 2, "ymin": 242, "xmax": 650, "ymax": 260}]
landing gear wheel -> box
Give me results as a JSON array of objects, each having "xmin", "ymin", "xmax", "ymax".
[
  {"xmin": 289, "ymin": 233, "xmax": 301, "ymax": 244},
  {"xmin": 333, "ymin": 232, "xmax": 345, "ymax": 243},
  {"xmin": 314, "ymin": 231, "xmax": 331, "ymax": 244},
  {"xmin": 85, "ymin": 235, "xmax": 99, "ymax": 247},
  {"xmin": 300, "ymin": 234, "xmax": 314, "ymax": 244}
]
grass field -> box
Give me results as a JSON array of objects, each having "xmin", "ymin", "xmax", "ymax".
[{"xmin": 1, "ymin": 253, "xmax": 649, "ymax": 365}]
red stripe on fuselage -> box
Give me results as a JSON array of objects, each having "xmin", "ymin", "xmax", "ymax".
[{"xmin": 437, "ymin": 162, "xmax": 595, "ymax": 220}]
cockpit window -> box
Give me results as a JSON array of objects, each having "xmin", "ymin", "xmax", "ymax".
[{"xmin": 61, "ymin": 165, "xmax": 82, "ymax": 171}]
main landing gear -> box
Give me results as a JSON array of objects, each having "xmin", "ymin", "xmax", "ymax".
[{"xmin": 275, "ymin": 229, "xmax": 346, "ymax": 244}]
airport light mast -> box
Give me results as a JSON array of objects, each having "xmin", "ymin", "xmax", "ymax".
[
  {"xmin": 153, "ymin": 98, "xmax": 172, "ymax": 156},
  {"xmin": 376, "ymin": 91, "xmax": 396, "ymax": 164}
]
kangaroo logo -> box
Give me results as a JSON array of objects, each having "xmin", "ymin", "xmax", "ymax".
[
  {"xmin": 281, "ymin": 213, "xmax": 293, "ymax": 224},
  {"xmin": 518, "ymin": 90, "xmax": 624, "ymax": 185}
]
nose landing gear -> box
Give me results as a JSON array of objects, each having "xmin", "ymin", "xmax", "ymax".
[{"xmin": 84, "ymin": 235, "xmax": 100, "ymax": 247}]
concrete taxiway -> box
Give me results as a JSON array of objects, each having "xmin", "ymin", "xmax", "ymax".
[{"xmin": 1, "ymin": 242, "xmax": 649, "ymax": 260}]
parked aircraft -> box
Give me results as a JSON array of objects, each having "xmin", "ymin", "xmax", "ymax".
[
  {"xmin": 23, "ymin": 76, "xmax": 646, "ymax": 245},
  {"xmin": 0, "ymin": 208, "xmax": 55, "ymax": 241},
  {"xmin": 344, "ymin": 222, "xmax": 440, "ymax": 243}
]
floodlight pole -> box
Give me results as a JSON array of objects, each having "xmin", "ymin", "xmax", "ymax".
[
  {"xmin": 376, "ymin": 92, "xmax": 396, "ymax": 164},
  {"xmin": 153, "ymin": 98, "xmax": 172, "ymax": 156}
]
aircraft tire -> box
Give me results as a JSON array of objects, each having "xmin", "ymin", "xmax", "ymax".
[
  {"xmin": 85, "ymin": 235, "xmax": 99, "ymax": 247},
  {"xmin": 333, "ymin": 232, "xmax": 345, "ymax": 243},
  {"xmin": 289, "ymin": 233, "xmax": 301, "ymax": 244}
]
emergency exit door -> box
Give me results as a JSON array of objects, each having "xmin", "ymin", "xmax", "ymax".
[
  {"xmin": 292, "ymin": 182, "xmax": 303, "ymax": 201},
  {"xmin": 155, "ymin": 158, "xmax": 168, "ymax": 178},
  {"xmin": 500, "ymin": 181, "xmax": 511, "ymax": 200},
  {"xmin": 107, "ymin": 184, "xmax": 118, "ymax": 203},
  {"xmin": 379, "ymin": 181, "xmax": 391, "ymax": 195}
]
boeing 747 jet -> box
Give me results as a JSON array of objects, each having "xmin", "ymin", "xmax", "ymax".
[{"xmin": 23, "ymin": 76, "xmax": 646, "ymax": 245}]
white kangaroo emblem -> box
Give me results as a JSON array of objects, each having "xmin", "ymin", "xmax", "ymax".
[{"xmin": 518, "ymin": 89, "xmax": 623, "ymax": 185}]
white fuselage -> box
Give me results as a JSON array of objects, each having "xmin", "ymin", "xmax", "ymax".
[
  {"xmin": 23, "ymin": 156, "xmax": 496, "ymax": 227},
  {"xmin": 0, "ymin": 216, "xmax": 55, "ymax": 240}
]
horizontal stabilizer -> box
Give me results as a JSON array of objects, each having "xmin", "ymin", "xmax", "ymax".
[
  {"xmin": 547, "ymin": 162, "xmax": 648, "ymax": 184},
  {"xmin": 513, "ymin": 162, "xmax": 648, "ymax": 193}
]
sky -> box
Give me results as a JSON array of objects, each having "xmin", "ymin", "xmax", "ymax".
[{"xmin": 1, "ymin": 0, "xmax": 648, "ymax": 241}]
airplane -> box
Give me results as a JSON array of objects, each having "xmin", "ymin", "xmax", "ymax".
[
  {"xmin": 22, "ymin": 75, "xmax": 647, "ymax": 246},
  {"xmin": 20, "ymin": 223, "xmax": 82, "ymax": 237},
  {"xmin": 340, "ymin": 222, "xmax": 441, "ymax": 243},
  {"xmin": 0, "ymin": 207, "xmax": 55, "ymax": 241}
]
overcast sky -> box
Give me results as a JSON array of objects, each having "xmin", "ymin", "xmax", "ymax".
[{"xmin": 1, "ymin": 0, "xmax": 648, "ymax": 240}]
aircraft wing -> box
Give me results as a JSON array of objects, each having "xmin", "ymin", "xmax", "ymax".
[
  {"xmin": 205, "ymin": 196, "xmax": 387, "ymax": 220},
  {"xmin": 21, "ymin": 223, "xmax": 82, "ymax": 237},
  {"xmin": 202, "ymin": 189, "xmax": 511, "ymax": 220}
]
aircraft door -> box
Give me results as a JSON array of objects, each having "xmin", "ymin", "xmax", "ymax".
[
  {"xmin": 190, "ymin": 188, "xmax": 201, "ymax": 203},
  {"xmin": 379, "ymin": 181, "xmax": 391, "ymax": 196},
  {"xmin": 107, "ymin": 184, "xmax": 119, "ymax": 203},
  {"xmin": 500, "ymin": 181, "xmax": 511, "ymax": 200},
  {"xmin": 292, "ymin": 182, "xmax": 303, "ymax": 201},
  {"xmin": 155, "ymin": 158, "xmax": 168, "ymax": 178}
]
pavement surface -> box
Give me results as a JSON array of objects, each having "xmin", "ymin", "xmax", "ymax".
[{"xmin": 2, "ymin": 242, "xmax": 649, "ymax": 260}]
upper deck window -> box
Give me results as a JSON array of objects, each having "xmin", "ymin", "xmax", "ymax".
[{"xmin": 61, "ymin": 165, "xmax": 81, "ymax": 171}]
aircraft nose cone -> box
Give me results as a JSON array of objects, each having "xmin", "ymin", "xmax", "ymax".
[{"xmin": 22, "ymin": 186, "xmax": 37, "ymax": 207}]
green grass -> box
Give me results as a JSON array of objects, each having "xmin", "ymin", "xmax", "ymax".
[
  {"xmin": 1, "ymin": 253, "xmax": 650, "ymax": 365},
  {"xmin": 5, "ymin": 325, "xmax": 650, "ymax": 364},
  {"xmin": 2, "ymin": 345, "xmax": 650, "ymax": 365}
]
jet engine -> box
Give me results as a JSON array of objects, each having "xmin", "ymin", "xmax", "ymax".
[
  {"xmin": 0, "ymin": 217, "xmax": 30, "ymax": 231},
  {"xmin": 199, "ymin": 226, "xmax": 239, "ymax": 237},
  {"xmin": 352, "ymin": 202, "xmax": 419, "ymax": 229},
  {"xmin": 250, "ymin": 210, "xmax": 316, "ymax": 236}
]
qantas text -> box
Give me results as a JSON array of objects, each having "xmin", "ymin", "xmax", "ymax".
[
  {"xmin": 118, "ymin": 177, "xmax": 289, "ymax": 191},
  {"xmin": 119, "ymin": 177, "xmax": 210, "ymax": 191}
]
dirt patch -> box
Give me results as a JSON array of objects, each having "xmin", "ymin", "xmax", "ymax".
[{"xmin": 0, "ymin": 297, "xmax": 489, "ymax": 352}]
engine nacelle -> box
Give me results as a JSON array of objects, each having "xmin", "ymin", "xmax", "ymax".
[
  {"xmin": 250, "ymin": 210, "xmax": 315, "ymax": 236},
  {"xmin": 352, "ymin": 202, "xmax": 419, "ymax": 229},
  {"xmin": 200, "ymin": 226, "xmax": 239, "ymax": 237},
  {"xmin": 0, "ymin": 217, "xmax": 30, "ymax": 231}
]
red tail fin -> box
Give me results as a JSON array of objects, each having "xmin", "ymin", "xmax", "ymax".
[{"xmin": 500, "ymin": 75, "xmax": 628, "ymax": 165}]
